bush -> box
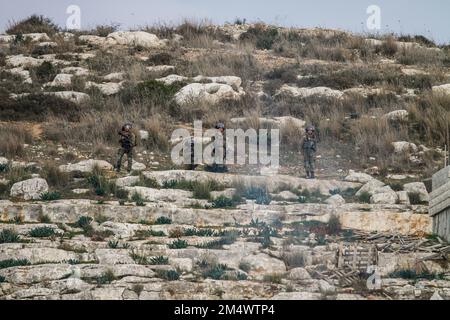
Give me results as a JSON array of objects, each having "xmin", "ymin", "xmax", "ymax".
[
  {"xmin": 149, "ymin": 256, "xmax": 169, "ymax": 265},
  {"xmin": 156, "ymin": 269, "xmax": 180, "ymax": 281},
  {"xmin": 120, "ymin": 80, "xmax": 183, "ymax": 105},
  {"xmin": 168, "ymin": 239, "xmax": 188, "ymax": 249},
  {"xmin": 75, "ymin": 216, "xmax": 93, "ymax": 229},
  {"xmin": 358, "ymin": 192, "xmax": 371, "ymax": 204},
  {"xmin": 241, "ymin": 24, "xmax": 279, "ymax": 50},
  {"xmin": 33, "ymin": 61, "xmax": 57, "ymax": 83},
  {"xmin": 0, "ymin": 124, "xmax": 33, "ymax": 158},
  {"xmin": 327, "ymin": 214, "xmax": 342, "ymax": 235},
  {"xmin": 155, "ymin": 216, "xmax": 172, "ymax": 225},
  {"xmin": 0, "ymin": 259, "xmax": 31, "ymax": 269},
  {"xmin": 212, "ymin": 196, "xmax": 236, "ymax": 208},
  {"xmin": 408, "ymin": 192, "xmax": 423, "ymax": 205},
  {"xmin": 202, "ymin": 264, "xmax": 228, "ymax": 280},
  {"xmin": 6, "ymin": 15, "xmax": 59, "ymax": 35},
  {"xmin": 41, "ymin": 164, "xmax": 70, "ymax": 189},
  {"xmin": 0, "ymin": 229, "xmax": 21, "ymax": 243},
  {"xmin": 38, "ymin": 213, "xmax": 51, "ymax": 223},
  {"xmin": 1, "ymin": 94, "xmax": 81, "ymax": 121},
  {"xmin": 39, "ymin": 192, "xmax": 62, "ymax": 201},
  {"xmin": 96, "ymin": 269, "xmax": 116, "ymax": 284},
  {"xmin": 29, "ymin": 226, "xmax": 56, "ymax": 238},
  {"xmin": 87, "ymin": 167, "xmax": 114, "ymax": 196}
]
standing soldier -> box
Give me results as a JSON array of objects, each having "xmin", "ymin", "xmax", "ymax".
[
  {"xmin": 115, "ymin": 123, "xmax": 137, "ymax": 173},
  {"xmin": 301, "ymin": 125, "xmax": 317, "ymax": 179}
]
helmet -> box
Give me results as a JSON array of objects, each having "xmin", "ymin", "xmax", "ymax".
[
  {"xmin": 124, "ymin": 123, "xmax": 133, "ymax": 130},
  {"xmin": 305, "ymin": 125, "xmax": 315, "ymax": 133},
  {"xmin": 215, "ymin": 122, "xmax": 225, "ymax": 130}
]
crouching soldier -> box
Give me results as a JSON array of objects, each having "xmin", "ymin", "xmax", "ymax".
[
  {"xmin": 301, "ymin": 125, "xmax": 317, "ymax": 179},
  {"xmin": 115, "ymin": 123, "xmax": 137, "ymax": 173}
]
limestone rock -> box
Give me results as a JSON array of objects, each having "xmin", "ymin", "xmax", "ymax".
[
  {"xmin": 46, "ymin": 74, "xmax": 73, "ymax": 87},
  {"xmin": 345, "ymin": 170, "xmax": 374, "ymax": 184},
  {"xmin": 6, "ymin": 54, "xmax": 43, "ymax": 68},
  {"xmin": 370, "ymin": 192, "xmax": 398, "ymax": 205},
  {"xmin": 146, "ymin": 65, "xmax": 175, "ymax": 77},
  {"xmin": 325, "ymin": 194, "xmax": 346, "ymax": 206},
  {"xmin": 432, "ymin": 84, "xmax": 450, "ymax": 95},
  {"xmin": 85, "ymin": 81, "xmax": 123, "ymax": 95},
  {"xmin": 61, "ymin": 67, "xmax": 90, "ymax": 76},
  {"xmin": 287, "ymin": 267, "xmax": 311, "ymax": 280},
  {"xmin": 47, "ymin": 91, "xmax": 90, "ymax": 104},
  {"xmin": 403, "ymin": 182, "xmax": 429, "ymax": 202},
  {"xmin": 175, "ymin": 83, "xmax": 245, "ymax": 106},
  {"xmin": 275, "ymin": 85, "xmax": 344, "ymax": 99},
  {"xmin": 355, "ymin": 179, "xmax": 385, "ymax": 197},
  {"xmin": 116, "ymin": 176, "xmax": 140, "ymax": 188},
  {"xmin": 10, "ymin": 178, "xmax": 49, "ymax": 200},
  {"xmin": 240, "ymin": 253, "xmax": 286, "ymax": 275},
  {"xmin": 156, "ymin": 74, "xmax": 188, "ymax": 85},
  {"xmin": 104, "ymin": 72, "xmax": 125, "ymax": 81},
  {"xmin": 107, "ymin": 31, "xmax": 166, "ymax": 49},
  {"xmin": 124, "ymin": 186, "xmax": 192, "ymax": 202},
  {"xmin": 59, "ymin": 159, "xmax": 113, "ymax": 173},
  {"xmin": 392, "ymin": 141, "xmax": 418, "ymax": 154},
  {"xmin": 384, "ymin": 110, "xmax": 409, "ymax": 122}
]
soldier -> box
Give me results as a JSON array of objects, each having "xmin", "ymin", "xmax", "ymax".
[
  {"xmin": 207, "ymin": 122, "xmax": 228, "ymax": 172},
  {"xmin": 115, "ymin": 123, "xmax": 137, "ymax": 173},
  {"xmin": 301, "ymin": 125, "xmax": 317, "ymax": 179}
]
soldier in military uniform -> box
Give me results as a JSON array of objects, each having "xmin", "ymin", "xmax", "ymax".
[
  {"xmin": 115, "ymin": 123, "xmax": 137, "ymax": 173},
  {"xmin": 301, "ymin": 125, "xmax": 317, "ymax": 179}
]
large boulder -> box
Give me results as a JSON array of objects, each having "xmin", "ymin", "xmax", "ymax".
[
  {"xmin": 287, "ymin": 267, "xmax": 311, "ymax": 280},
  {"xmin": 7, "ymin": 67, "xmax": 32, "ymax": 84},
  {"xmin": 384, "ymin": 110, "xmax": 409, "ymax": 122},
  {"xmin": 6, "ymin": 54, "xmax": 43, "ymax": 68},
  {"xmin": 432, "ymin": 84, "xmax": 450, "ymax": 95},
  {"xmin": 175, "ymin": 83, "xmax": 245, "ymax": 106},
  {"xmin": 240, "ymin": 253, "xmax": 286, "ymax": 276},
  {"xmin": 370, "ymin": 192, "xmax": 398, "ymax": 205},
  {"xmin": 146, "ymin": 65, "xmax": 175, "ymax": 77},
  {"xmin": 59, "ymin": 159, "xmax": 113, "ymax": 173},
  {"xmin": 392, "ymin": 141, "xmax": 418, "ymax": 154},
  {"xmin": 355, "ymin": 179, "xmax": 385, "ymax": 197},
  {"xmin": 85, "ymin": 81, "xmax": 123, "ymax": 95},
  {"xmin": 156, "ymin": 74, "xmax": 189, "ymax": 85},
  {"xmin": 45, "ymin": 73, "xmax": 73, "ymax": 87},
  {"xmin": 61, "ymin": 66, "xmax": 90, "ymax": 76},
  {"xmin": 230, "ymin": 116, "xmax": 305, "ymax": 131},
  {"xmin": 192, "ymin": 76, "xmax": 242, "ymax": 90},
  {"xmin": 275, "ymin": 85, "xmax": 344, "ymax": 99},
  {"xmin": 46, "ymin": 91, "xmax": 90, "ymax": 104},
  {"xmin": 124, "ymin": 186, "xmax": 192, "ymax": 202},
  {"xmin": 325, "ymin": 194, "xmax": 346, "ymax": 206},
  {"xmin": 345, "ymin": 170, "xmax": 374, "ymax": 184},
  {"xmin": 403, "ymin": 182, "xmax": 429, "ymax": 202},
  {"xmin": 10, "ymin": 178, "xmax": 49, "ymax": 200},
  {"xmin": 106, "ymin": 31, "xmax": 166, "ymax": 49}
]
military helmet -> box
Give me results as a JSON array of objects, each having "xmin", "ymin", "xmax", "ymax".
[
  {"xmin": 305, "ymin": 125, "xmax": 315, "ymax": 132},
  {"xmin": 124, "ymin": 123, "xmax": 133, "ymax": 130},
  {"xmin": 215, "ymin": 122, "xmax": 225, "ymax": 130}
]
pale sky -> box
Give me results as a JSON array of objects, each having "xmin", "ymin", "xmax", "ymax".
[{"xmin": 1, "ymin": 0, "xmax": 449, "ymax": 44}]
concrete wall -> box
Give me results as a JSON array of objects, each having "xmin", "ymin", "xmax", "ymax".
[{"xmin": 431, "ymin": 166, "xmax": 450, "ymax": 241}]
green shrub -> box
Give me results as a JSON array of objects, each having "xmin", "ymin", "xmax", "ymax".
[
  {"xmin": 120, "ymin": 80, "xmax": 184, "ymax": 105},
  {"xmin": 149, "ymin": 256, "xmax": 169, "ymax": 265},
  {"xmin": 408, "ymin": 192, "xmax": 424, "ymax": 205},
  {"xmin": 33, "ymin": 61, "xmax": 57, "ymax": 83},
  {"xmin": 156, "ymin": 269, "xmax": 180, "ymax": 281},
  {"xmin": 0, "ymin": 276, "xmax": 5, "ymax": 283},
  {"xmin": 202, "ymin": 264, "xmax": 228, "ymax": 280},
  {"xmin": 135, "ymin": 229, "xmax": 166, "ymax": 238},
  {"xmin": 38, "ymin": 213, "xmax": 52, "ymax": 223},
  {"xmin": 388, "ymin": 269, "xmax": 445, "ymax": 281},
  {"xmin": 0, "ymin": 163, "xmax": 9, "ymax": 173},
  {"xmin": 358, "ymin": 192, "xmax": 371, "ymax": 204},
  {"xmin": 87, "ymin": 167, "xmax": 114, "ymax": 196},
  {"xmin": 107, "ymin": 239, "xmax": 119, "ymax": 249},
  {"xmin": 6, "ymin": 15, "xmax": 59, "ymax": 35},
  {"xmin": 192, "ymin": 182, "xmax": 212, "ymax": 200},
  {"xmin": 0, "ymin": 229, "xmax": 21, "ymax": 243},
  {"xmin": 327, "ymin": 214, "xmax": 342, "ymax": 235},
  {"xmin": 0, "ymin": 259, "xmax": 31, "ymax": 269},
  {"xmin": 75, "ymin": 216, "xmax": 93, "ymax": 229},
  {"xmin": 29, "ymin": 226, "xmax": 56, "ymax": 238},
  {"xmin": 241, "ymin": 25, "xmax": 279, "ymax": 50},
  {"xmin": 96, "ymin": 269, "xmax": 116, "ymax": 284},
  {"xmin": 155, "ymin": 216, "xmax": 172, "ymax": 225},
  {"xmin": 241, "ymin": 186, "xmax": 271, "ymax": 205},
  {"xmin": 39, "ymin": 192, "xmax": 62, "ymax": 201},
  {"xmin": 168, "ymin": 239, "xmax": 188, "ymax": 249},
  {"xmin": 263, "ymin": 273, "xmax": 283, "ymax": 284},
  {"xmin": 212, "ymin": 195, "xmax": 237, "ymax": 208},
  {"xmin": 162, "ymin": 179, "xmax": 193, "ymax": 190}
]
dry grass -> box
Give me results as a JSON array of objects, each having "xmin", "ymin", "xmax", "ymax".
[
  {"xmin": 140, "ymin": 116, "xmax": 171, "ymax": 151},
  {"xmin": 0, "ymin": 124, "xmax": 33, "ymax": 158},
  {"xmin": 6, "ymin": 15, "xmax": 59, "ymax": 35},
  {"xmin": 396, "ymin": 46, "xmax": 446, "ymax": 66}
]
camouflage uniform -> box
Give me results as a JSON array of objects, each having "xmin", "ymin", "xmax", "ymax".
[
  {"xmin": 116, "ymin": 129, "xmax": 137, "ymax": 173},
  {"xmin": 301, "ymin": 134, "xmax": 317, "ymax": 179}
]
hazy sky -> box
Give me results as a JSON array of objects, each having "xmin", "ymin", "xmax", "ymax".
[{"xmin": 1, "ymin": 0, "xmax": 449, "ymax": 44}]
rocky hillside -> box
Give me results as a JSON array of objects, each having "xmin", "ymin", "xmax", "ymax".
[{"xmin": 0, "ymin": 17, "xmax": 449, "ymax": 300}]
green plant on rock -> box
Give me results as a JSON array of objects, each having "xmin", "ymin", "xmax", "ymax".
[
  {"xmin": 0, "ymin": 259, "xmax": 31, "ymax": 269},
  {"xmin": 156, "ymin": 269, "xmax": 180, "ymax": 281},
  {"xmin": 155, "ymin": 216, "xmax": 172, "ymax": 225},
  {"xmin": 358, "ymin": 192, "xmax": 371, "ymax": 204},
  {"xmin": 0, "ymin": 229, "xmax": 21, "ymax": 244},
  {"xmin": 75, "ymin": 216, "xmax": 93, "ymax": 229},
  {"xmin": 149, "ymin": 256, "xmax": 169, "ymax": 265},
  {"xmin": 168, "ymin": 239, "xmax": 188, "ymax": 249},
  {"xmin": 29, "ymin": 226, "xmax": 56, "ymax": 238},
  {"xmin": 96, "ymin": 269, "xmax": 116, "ymax": 285},
  {"xmin": 39, "ymin": 191, "xmax": 62, "ymax": 201},
  {"xmin": 201, "ymin": 263, "xmax": 229, "ymax": 280}
]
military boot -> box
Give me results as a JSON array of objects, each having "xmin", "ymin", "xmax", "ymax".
[
  {"xmin": 310, "ymin": 171, "xmax": 315, "ymax": 179},
  {"xmin": 306, "ymin": 170, "xmax": 310, "ymax": 179}
]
